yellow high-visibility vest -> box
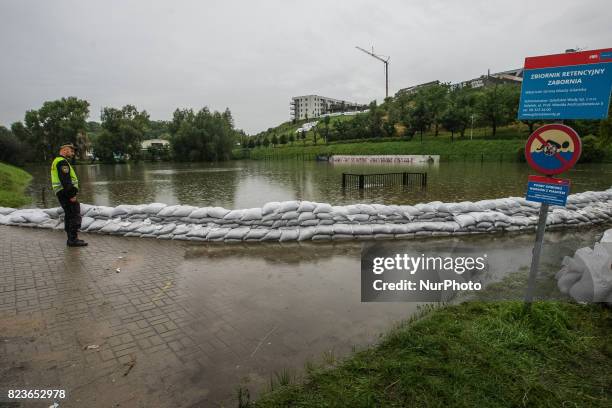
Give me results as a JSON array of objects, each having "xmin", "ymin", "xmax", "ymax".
[{"xmin": 50, "ymin": 156, "xmax": 79, "ymax": 194}]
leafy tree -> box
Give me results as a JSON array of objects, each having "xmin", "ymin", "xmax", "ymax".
[
  {"xmin": 475, "ymin": 84, "xmax": 519, "ymax": 136},
  {"xmin": 22, "ymin": 97, "xmax": 90, "ymax": 161},
  {"xmin": 94, "ymin": 105, "xmax": 150, "ymax": 162},
  {"xmin": 279, "ymin": 134, "xmax": 287, "ymax": 145},
  {"xmin": 368, "ymin": 101, "xmax": 384, "ymax": 138},
  {"xmin": 0, "ymin": 126, "xmax": 27, "ymax": 165},
  {"xmin": 599, "ymin": 114, "xmax": 612, "ymax": 147},
  {"xmin": 422, "ymin": 83, "xmax": 449, "ymax": 136},
  {"xmin": 169, "ymin": 107, "xmax": 236, "ymax": 161},
  {"xmin": 409, "ymin": 98, "xmax": 431, "ymax": 141},
  {"xmin": 263, "ymin": 137, "xmax": 270, "ymax": 147},
  {"xmin": 271, "ymin": 134, "xmax": 278, "ymax": 145},
  {"xmin": 289, "ymin": 134, "xmax": 295, "ymax": 144}
]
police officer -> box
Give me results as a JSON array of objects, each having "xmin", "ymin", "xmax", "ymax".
[{"xmin": 51, "ymin": 143, "xmax": 88, "ymax": 247}]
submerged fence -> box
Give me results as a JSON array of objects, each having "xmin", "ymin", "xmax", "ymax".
[{"xmin": 342, "ymin": 172, "xmax": 427, "ymax": 190}]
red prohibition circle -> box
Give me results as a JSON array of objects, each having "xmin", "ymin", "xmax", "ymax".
[{"xmin": 524, "ymin": 124, "xmax": 582, "ymax": 175}]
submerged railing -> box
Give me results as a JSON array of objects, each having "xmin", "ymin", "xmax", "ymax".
[{"xmin": 342, "ymin": 172, "xmax": 427, "ymax": 190}]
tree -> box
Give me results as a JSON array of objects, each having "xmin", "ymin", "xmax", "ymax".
[
  {"xmin": 289, "ymin": 134, "xmax": 295, "ymax": 144},
  {"xmin": 0, "ymin": 126, "xmax": 27, "ymax": 165},
  {"xmin": 422, "ymin": 84, "xmax": 449, "ymax": 136},
  {"xmin": 271, "ymin": 134, "xmax": 278, "ymax": 145},
  {"xmin": 94, "ymin": 105, "xmax": 150, "ymax": 162},
  {"xmin": 22, "ymin": 97, "xmax": 90, "ymax": 161},
  {"xmin": 322, "ymin": 116, "xmax": 331, "ymax": 143},
  {"xmin": 263, "ymin": 137, "xmax": 270, "ymax": 147},
  {"xmin": 367, "ymin": 101, "xmax": 384, "ymax": 138},
  {"xmin": 169, "ymin": 107, "xmax": 236, "ymax": 161},
  {"xmin": 409, "ymin": 98, "xmax": 431, "ymax": 142},
  {"xmin": 279, "ymin": 134, "xmax": 287, "ymax": 145},
  {"xmin": 475, "ymin": 85, "xmax": 519, "ymax": 137}
]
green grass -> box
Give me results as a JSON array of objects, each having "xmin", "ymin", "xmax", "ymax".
[
  {"xmin": 0, "ymin": 161, "xmax": 32, "ymax": 208},
  {"xmin": 251, "ymin": 301, "xmax": 612, "ymax": 407},
  {"xmin": 242, "ymin": 139, "xmax": 526, "ymax": 161}
]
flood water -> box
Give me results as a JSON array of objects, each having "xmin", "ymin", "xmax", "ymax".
[{"xmin": 25, "ymin": 160, "xmax": 612, "ymax": 209}]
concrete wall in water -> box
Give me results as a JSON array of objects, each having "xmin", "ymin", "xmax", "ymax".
[{"xmin": 1, "ymin": 188, "xmax": 611, "ymax": 242}]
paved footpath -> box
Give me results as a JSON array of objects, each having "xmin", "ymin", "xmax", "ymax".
[{"xmin": 0, "ymin": 226, "xmax": 413, "ymax": 408}]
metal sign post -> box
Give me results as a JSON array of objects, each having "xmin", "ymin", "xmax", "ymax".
[
  {"xmin": 524, "ymin": 202, "xmax": 549, "ymax": 308},
  {"xmin": 521, "ymin": 124, "xmax": 581, "ymax": 310}
]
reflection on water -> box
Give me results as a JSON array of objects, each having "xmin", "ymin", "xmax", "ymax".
[{"xmin": 24, "ymin": 160, "xmax": 612, "ymax": 209}]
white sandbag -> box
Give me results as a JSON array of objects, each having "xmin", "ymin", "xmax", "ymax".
[
  {"xmin": 188, "ymin": 208, "xmax": 209, "ymax": 219},
  {"xmin": 42, "ymin": 207, "xmax": 62, "ymax": 217},
  {"xmin": 20, "ymin": 210, "xmax": 50, "ymax": 224},
  {"xmin": 316, "ymin": 213, "xmax": 333, "ymax": 220},
  {"xmin": 371, "ymin": 224, "xmax": 393, "ymax": 234},
  {"xmin": 38, "ymin": 219, "xmax": 60, "ymax": 229},
  {"xmin": 171, "ymin": 224, "xmax": 190, "ymax": 236},
  {"xmin": 86, "ymin": 219, "xmax": 108, "ymax": 231},
  {"xmin": 0, "ymin": 207, "xmax": 15, "ymax": 216},
  {"xmin": 261, "ymin": 229, "xmax": 281, "ymax": 241},
  {"xmin": 297, "ymin": 201, "xmax": 316, "ymax": 213},
  {"xmin": 171, "ymin": 205, "xmax": 196, "ymax": 217},
  {"xmin": 314, "ymin": 225, "xmax": 334, "ymax": 235},
  {"xmin": 370, "ymin": 204, "xmax": 395, "ymax": 216},
  {"xmin": 352, "ymin": 225, "xmax": 373, "ymax": 235},
  {"xmin": 207, "ymin": 228, "xmax": 230, "ymax": 240},
  {"xmin": 330, "ymin": 206, "xmax": 349, "ymax": 217},
  {"xmin": 347, "ymin": 214, "xmax": 370, "ymax": 222},
  {"xmin": 80, "ymin": 216, "xmax": 95, "ymax": 230},
  {"xmin": 399, "ymin": 205, "xmax": 422, "ymax": 218},
  {"xmin": 333, "ymin": 224, "xmax": 353, "ymax": 235},
  {"xmin": 207, "ymin": 207, "xmax": 230, "ymax": 219},
  {"xmin": 281, "ymin": 211, "xmax": 299, "ymax": 220},
  {"xmin": 86, "ymin": 206, "xmax": 114, "ymax": 219},
  {"xmin": 298, "ymin": 227, "xmax": 316, "ymax": 241},
  {"xmin": 245, "ymin": 228, "xmax": 269, "ymax": 240},
  {"xmin": 186, "ymin": 225, "xmax": 210, "ymax": 238},
  {"xmin": 136, "ymin": 224, "xmax": 159, "ymax": 235},
  {"xmin": 298, "ymin": 212, "xmax": 316, "ymax": 222},
  {"xmin": 157, "ymin": 205, "xmax": 180, "ymax": 217},
  {"xmin": 279, "ymin": 229, "xmax": 299, "ymax": 242},
  {"xmin": 301, "ymin": 219, "xmax": 319, "ymax": 227},
  {"xmin": 262, "ymin": 202, "xmax": 281, "ymax": 215},
  {"xmin": 111, "ymin": 205, "xmax": 134, "ymax": 217},
  {"xmin": 224, "ymin": 209, "xmax": 245, "ymax": 220},
  {"xmin": 224, "ymin": 227, "xmax": 250, "ymax": 240},
  {"xmin": 100, "ymin": 221, "xmax": 124, "ymax": 234},
  {"xmin": 454, "ymin": 214, "xmax": 477, "ymax": 228},
  {"xmin": 313, "ymin": 203, "xmax": 333, "ymax": 214},
  {"xmin": 144, "ymin": 203, "xmax": 167, "ymax": 215},
  {"xmin": 156, "ymin": 223, "xmax": 177, "ymax": 235},
  {"xmin": 241, "ymin": 208, "xmax": 262, "ymax": 221},
  {"xmin": 9, "ymin": 213, "xmax": 27, "ymax": 223},
  {"xmin": 278, "ymin": 201, "xmax": 300, "ymax": 213}
]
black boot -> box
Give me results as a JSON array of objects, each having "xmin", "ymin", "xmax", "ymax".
[
  {"xmin": 67, "ymin": 240, "xmax": 88, "ymax": 247},
  {"xmin": 67, "ymin": 229, "xmax": 88, "ymax": 247}
]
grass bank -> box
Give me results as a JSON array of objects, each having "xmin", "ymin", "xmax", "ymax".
[
  {"xmin": 251, "ymin": 301, "xmax": 612, "ymax": 407},
  {"xmin": 0, "ymin": 161, "xmax": 32, "ymax": 208},
  {"xmin": 242, "ymin": 139, "xmax": 526, "ymax": 161}
]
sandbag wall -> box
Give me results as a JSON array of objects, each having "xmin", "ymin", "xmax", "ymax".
[
  {"xmin": 1, "ymin": 188, "xmax": 611, "ymax": 242},
  {"xmin": 556, "ymin": 229, "xmax": 612, "ymax": 305}
]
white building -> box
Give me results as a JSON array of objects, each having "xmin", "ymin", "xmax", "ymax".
[
  {"xmin": 290, "ymin": 95, "xmax": 366, "ymax": 120},
  {"xmin": 141, "ymin": 139, "xmax": 170, "ymax": 151}
]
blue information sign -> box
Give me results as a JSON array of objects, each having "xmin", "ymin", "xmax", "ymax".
[
  {"xmin": 525, "ymin": 175, "xmax": 570, "ymax": 207},
  {"xmin": 518, "ymin": 48, "xmax": 612, "ymax": 120}
]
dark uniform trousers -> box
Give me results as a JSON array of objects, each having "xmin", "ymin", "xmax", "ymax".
[{"xmin": 57, "ymin": 194, "xmax": 82, "ymax": 242}]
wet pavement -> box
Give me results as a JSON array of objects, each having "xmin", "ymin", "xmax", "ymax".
[
  {"xmin": 0, "ymin": 226, "xmax": 417, "ymax": 408},
  {"xmin": 0, "ymin": 224, "xmax": 609, "ymax": 407}
]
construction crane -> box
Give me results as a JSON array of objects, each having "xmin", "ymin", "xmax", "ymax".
[{"xmin": 355, "ymin": 46, "xmax": 390, "ymax": 98}]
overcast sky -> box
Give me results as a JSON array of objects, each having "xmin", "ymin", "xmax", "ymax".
[{"xmin": 1, "ymin": 0, "xmax": 610, "ymax": 134}]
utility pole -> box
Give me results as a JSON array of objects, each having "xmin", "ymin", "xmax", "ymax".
[{"xmin": 356, "ymin": 46, "xmax": 390, "ymax": 98}]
